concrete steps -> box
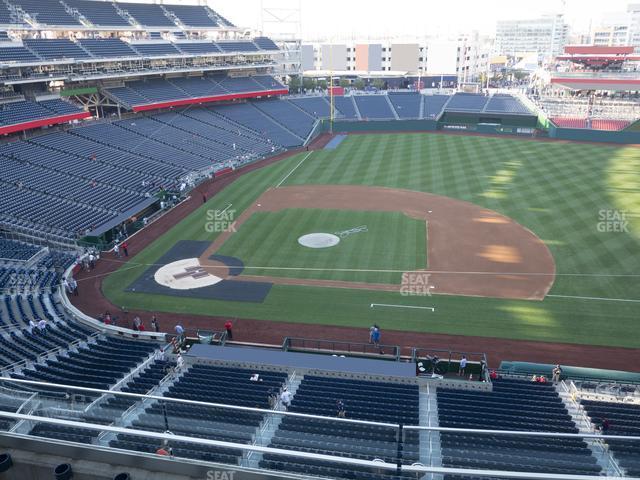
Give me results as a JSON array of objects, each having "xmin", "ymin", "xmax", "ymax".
[
  {"xmin": 418, "ymin": 382, "xmax": 443, "ymax": 480},
  {"xmin": 556, "ymin": 382, "xmax": 625, "ymax": 476}
]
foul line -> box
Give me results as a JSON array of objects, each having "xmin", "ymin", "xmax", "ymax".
[
  {"xmin": 547, "ymin": 294, "xmax": 640, "ymax": 303},
  {"xmin": 370, "ymin": 303, "xmax": 435, "ymax": 312},
  {"xmin": 219, "ymin": 203, "xmax": 233, "ymax": 215},
  {"xmin": 275, "ymin": 151, "xmax": 313, "ymax": 188}
]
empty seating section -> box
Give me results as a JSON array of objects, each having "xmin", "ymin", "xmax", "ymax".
[
  {"xmin": 116, "ymin": 2, "xmax": 175, "ymax": 27},
  {"xmin": 552, "ymin": 117, "xmax": 588, "ymax": 129},
  {"xmin": 109, "ymin": 364, "xmax": 287, "ymax": 464},
  {"xmin": 591, "ymin": 119, "xmax": 631, "ymax": 131},
  {"xmin": 388, "ymin": 92, "xmax": 421, "ymax": 118},
  {"xmin": 216, "ymin": 75, "xmax": 264, "ymax": 93},
  {"xmin": 150, "ymin": 110, "xmax": 273, "ymax": 158},
  {"xmin": 214, "ymin": 103, "xmax": 302, "ymax": 147},
  {"xmin": 167, "ymin": 76, "xmax": 227, "ymax": 98},
  {"xmin": 424, "ymin": 95, "xmax": 450, "ymax": 118},
  {"xmin": 581, "ymin": 399, "xmax": 640, "ymax": 476},
  {"xmin": 131, "ymin": 42, "xmax": 181, "ymax": 57},
  {"xmin": 104, "ymin": 87, "xmax": 147, "ymax": 108},
  {"xmin": 125, "ymin": 78, "xmax": 186, "ymax": 102},
  {"xmin": 64, "ymin": 0, "xmax": 131, "ymax": 27},
  {"xmin": 217, "ymin": 41, "xmax": 259, "ymax": 53},
  {"xmin": 74, "ymin": 122, "xmax": 210, "ymax": 171},
  {"xmin": 0, "ymin": 293, "xmax": 90, "ymax": 369},
  {"xmin": 129, "ymin": 114, "xmax": 239, "ymax": 163},
  {"xmin": 484, "ymin": 94, "xmax": 531, "ymax": 114},
  {"xmin": 288, "ymin": 96, "xmax": 330, "ymax": 118},
  {"xmin": 252, "ymin": 99, "xmax": 315, "ymax": 139},
  {"xmin": 437, "ymin": 378, "xmax": 600, "ymax": 476},
  {"xmin": 181, "ymin": 108, "xmax": 276, "ymax": 153},
  {"xmin": 0, "ymin": 3, "xmax": 20, "ymax": 25},
  {"xmin": 112, "ymin": 118, "xmax": 222, "ymax": 166},
  {"xmin": 174, "ymin": 42, "xmax": 221, "ymax": 55},
  {"xmin": 38, "ymin": 98, "xmax": 83, "ymax": 116},
  {"xmin": 552, "ymin": 117, "xmax": 631, "ymax": 131},
  {"xmin": 0, "ymin": 46, "xmax": 40, "ymax": 63},
  {"xmin": 261, "ymin": 376, "xmax": 419, "ymax": 480},
  {"xmin": 253, "ymin": 37, "xmax": 279, "ymax": 51},
  {"xmin": 0, "ymin": 238, "xmax": 39, "ymax": 261},
  {"xmin": 0, "ymin": 126, "xmax": 191, "ymax": 237},
  {"xmin": 333, "ymin": 96, "xmax": 358, "ymax": 119},
  {"xmin": 446, "ymin": 93, "xmax": 490, "ymax": 112},
  {"xmin": 105, "ymin": 75, "xmax": 284, "ymax": 108},
  {"xmin": 353, "ymin": 95, "xmax": 395, "ymax": 119},
  {"xmin": 0, "ymin": 99, "xmax": 82, "ymax": 126},
  {"xmin": 77, "ymin": 39, "xmax": 137, "ymax": 58},
  {"xmin": 251, "ymin": 75, "xmax": 284, "ymax": 90},
  {"xmin": 163, "ymin": 4, "xmax": 217, "ymax": 27},
  {"xmin": 24, "ymin": 39, "xmax": 91, "ymax": 60},
  {"xmin": 14, "ymin": 336, "xmax": 157, "ymax": 390},
  {"xmin": 11, "ymin": 0, "xmax": 80, "ymax": 26},
  {"xmin": 536, "ymin": 96, "xmax": 640, "ymax": 121}
]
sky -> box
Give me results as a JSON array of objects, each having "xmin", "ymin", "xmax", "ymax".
[{"xmin": 206, "ymin": 0, "xmax": 633, "ymax": 39}]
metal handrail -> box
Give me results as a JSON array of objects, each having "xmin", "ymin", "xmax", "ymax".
[
  {"xmin": 0, "ymin": 410, "xmax": 638, "ymax": 480},
  {"xmin": 0, "ymin": 330, "xmax": 99, "ymax": 374},
  {"xmin": 1, "ymin": 376, "xmax": 640, "ymax": 443}
]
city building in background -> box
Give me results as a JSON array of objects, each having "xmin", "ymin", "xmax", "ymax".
[{"xmin": 495, "ymin": 14, "xmax": 569, "ymax": 58}]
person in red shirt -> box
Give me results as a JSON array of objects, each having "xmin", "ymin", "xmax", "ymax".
[
  {"xmin": 224, "ymin": 320, "xmax": 233, "ymax": 340},
  {"xmin": 121, "ymin": 241, "xmax": 129, "ymax": 257}
]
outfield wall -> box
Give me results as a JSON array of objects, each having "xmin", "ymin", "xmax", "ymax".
[
  {"xmin": 549, "ymin": 125, "xmax": 640, "ymax": 144},
  {"xmin": 320, "ymin": 119, "xmax": 438, "ymax": 132},
  {"xmin": 439, "ymin": 112, "xmax": 538, "ymax": 128}
]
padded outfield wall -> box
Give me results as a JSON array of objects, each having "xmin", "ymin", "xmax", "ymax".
[
  {"xmin": 549, "ymin": 125, "xmax": 640, "ymax": 144},
  {"xmin": 320, "ymin": 118, "xmax": 438, "ymax": 132}
]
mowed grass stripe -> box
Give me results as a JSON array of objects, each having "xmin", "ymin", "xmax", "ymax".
[{"xmin": 103, "ymin": 133, "xmax": 640, "ymax": 348}]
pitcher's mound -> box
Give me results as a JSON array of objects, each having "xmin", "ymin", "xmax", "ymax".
[{"xmin": 298, "ymin": 233, "xmax": 340, "ymax": 249}]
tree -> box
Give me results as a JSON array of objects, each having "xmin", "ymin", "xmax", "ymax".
[
  {"xmin": 339, "ymin": 78, "xmax": 350, "ymax": 88},
  {"xmin": 288, "ymin": 76, "xmax": 301, "ymax": 94},
  {"xmin": 354, "ymin": 78, "xmax": 365, "ymax": 90},
  {"xmin": 302, "ymin": 77, "xmax": 316, "ymax": 92},
  {"xmin": 372, "ymin": 79, "xmax": 386, "ymax": 90},
  {"xmin": 317, "ymin": 79, "xmax": 328, "ymax": 90}
]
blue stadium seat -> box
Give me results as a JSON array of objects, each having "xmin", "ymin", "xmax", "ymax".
[
  {"xmin": 11, "ymin": 0, "xmax": 80, "ymax": 26},
  {"xmin": 64, "ymin": 0, "xmax": 131, "ymax": 27},
  {"xmin": 388, "ymin": 92, "xmax": 421, "ymax": 119},
  {"xmin": 353, "ymin": 95, "xmax": 395, "ymax": 119},
  {"xmin": 24, "ymin": 39, "xmax": 91, "ymax": 60},
  {"xmin": 77, "ymin": 39, "xmax": 138, "ymax": 58}
]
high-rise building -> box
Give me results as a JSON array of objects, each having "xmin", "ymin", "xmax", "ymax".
[
  {"xmin": 628, "ymin": 3, "xmax": 640, "ymax": 48},
  {"xmin": 495, "ymin": 14, "xmax": 569, "ymax": 58},
  {"xmin": 592, "ymin": 12, "xmax": 633, "ymax": 46}
]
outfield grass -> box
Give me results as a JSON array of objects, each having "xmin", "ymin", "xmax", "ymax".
[
  {"xmin": 103, "ymin": 133, "xmax": 640, "ymax": 348},
  {"xmin": 216, "ymin": 209, "xmax": 426, "ymax": 284}
]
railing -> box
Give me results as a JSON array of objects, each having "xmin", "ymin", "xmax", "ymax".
[
  {"xmin": 560, "ymin": 380, "xmax": 624, "ymax": 477},
  {"xmin": 0, "ymin": 376, "xmax": 638, "ymax": 479},
  {"xmin": 0, "ymin": 330, "xmax": 99, "ymax": 374},
  {"xmin": 283, "ymin": 336, "xmax": 401, "ymax": 360}
]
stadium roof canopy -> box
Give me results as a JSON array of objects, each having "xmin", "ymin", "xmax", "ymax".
[{"xmin": 556, "ymin": 45, "xmax": 640, "ymax": 68}]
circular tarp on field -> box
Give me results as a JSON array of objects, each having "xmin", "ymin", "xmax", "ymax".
[{"xmin": 298, "ymin": 233, "xmax": 340, "ymax": 249}]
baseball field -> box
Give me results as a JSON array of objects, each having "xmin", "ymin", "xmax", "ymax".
[{"xmin": 101, "ymin": 133, "xmax": 640, "ymax": 349}]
